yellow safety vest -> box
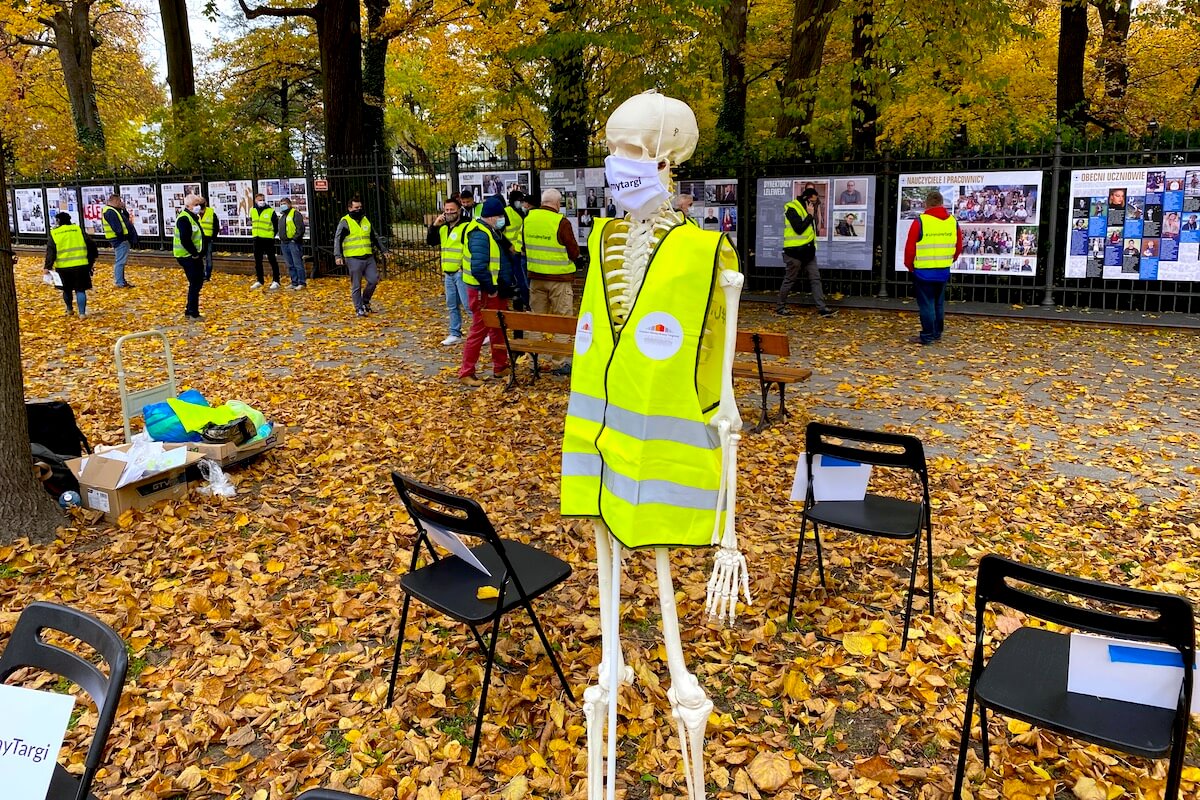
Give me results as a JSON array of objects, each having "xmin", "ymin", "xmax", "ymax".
[
  {"xmin": 250, "ymin": 206, "xmax": 275, "ymax": 239},
  {"xmin": 460, "ymin": 220, "xmax": 500, "ymax": 287},
  {"xmin": 51, "ymin": 224, "xmax": 89, "ymax": 269},
  {"xmin": 172, "ymin": 211, "xmax": 202, "ymax": 258},
  {"xmin": 523, "ymin": 208, "xmax": 573, "ymax": 275},
  {"xmin": 504, "ymin": 206, "xmax": 524, "ymax": 253},
  {"xmin": 913, "ymin": 213, "xmax": 958, "ymax": 271},
  {"xmin": 199, "ymin": 207, "xmax": 216, "ymax": 238},
  {"xmin": 341, "ymin": 216, "xmax": 373, "ymax": 258},
  {"xmin": 783, "ymin": 199, "xmax": 816, "ymax": 248},
  {"xmin": 561, "ymin": 219, "xmax": 735, "ymax": 548},
  {"xmin": 100, "ymin": 205, "xmax": 128, "ymax": 240},
  {"xmin": 439, "ymin": 221, "xmax": 467, "ymax": 273},
  {"xmin": 280, "ymin": 208, "xmax": 297, "ymax": 240}
]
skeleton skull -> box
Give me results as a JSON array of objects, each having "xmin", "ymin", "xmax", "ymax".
[{"xmin": 605, "ymin": 90, "xmax": 699, "ymax": 167}]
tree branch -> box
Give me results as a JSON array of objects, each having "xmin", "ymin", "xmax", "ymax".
[
  {"xmin": 237, "ymin": 0, "xmax": 318, "ymax": 20},
  {"xmin": 15, "ymin": 35, "xmax": 56, "ymax": 49}
]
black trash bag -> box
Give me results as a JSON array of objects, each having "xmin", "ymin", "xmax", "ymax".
[{"xmin": 31, "ymin": 443, "xmax": 80, "ymax": 498}]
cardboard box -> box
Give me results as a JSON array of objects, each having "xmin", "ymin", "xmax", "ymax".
[
  {"xmin": 185, "ymin": 426, "xmax": 286, "ymax": 466},
  {"xmin": 66, "ymin": 443, "xmax": 203, "ymax": 521}
]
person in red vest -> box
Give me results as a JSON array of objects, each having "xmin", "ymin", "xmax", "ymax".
[{"xmin": 902, "ymin": 190, "xmax": 963, "ymax": 345}]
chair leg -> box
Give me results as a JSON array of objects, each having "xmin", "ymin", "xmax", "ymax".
[
  {"xmin": 531, "ymin": 354, "xmax": 540, "ymax": 383},
  {"xmin": 386, "ymin": 594, "xmax": 413, "ymax": 706},
  {"xmin": 787, "ymin": 517, "xmax": 808, "ymax": 626},
  {"xmin": 468, "ymin": 613, "xmax": 504, "ymax": 766},
  {"xmin": 523, "ymin": 601, "xmax": 576, "ymax": 702},
  {"xmin": 1164, "ymin": 718, "xmax": 1188, "ymax": 800},
  {"xmin": 466, "ymin": 624, "xmax": 490, "ymax": 657},
  {"xmin": 925, "ymin": 514, "xmax": 936, "ymax": 614},
  {"xmin": 777, "ymin": 382, "xmax": 788, "ymax": 418},
  {"xmin": 979, "ymin": 703, "xmax": 990, "ymax": 769},
  {"xmin": 952, "ymin": 679, "xmax": 979, "ymax": 799},
  {"xmin": 901, "ymin": 534, "xmax": 921, "ymax": 648},
  {"xmin": 812, "ymin": 523, "xmax": 827, "ymax": 590},
  {"xmin": 753, "ymin": 381, "xmax": 770, "ymax": 432}
]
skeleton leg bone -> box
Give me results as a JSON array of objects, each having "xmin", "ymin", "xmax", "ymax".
[
  {"xmin": 657, "ymin": 547, "xmax": 713, "ymax": 800},
  {"xmin": 584, "ymin": 523, "xmax": 633, "ymax": 800}
]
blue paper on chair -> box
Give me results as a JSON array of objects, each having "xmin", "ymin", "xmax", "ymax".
[{"xmin": 789, "ymin": 452, "xmax": 873, "ymax": 502}]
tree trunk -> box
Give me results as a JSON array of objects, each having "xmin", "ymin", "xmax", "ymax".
[
  {"xmin": 47, "ymin": 3, "xmax": 106, "ymax": 156},
  {"xmin": 1094, "ymin": 0, "xmax": 1131, "ymax": 122},
  {"xmin": 850, "ymin": 0, "xmax": 878, "ymax": 151},
  {"xmin": 776, "ymin": 0, "xmax": 841, "ymax": 145},
  {"xmin": 362, "ymin": 0, "xmax": 389, "ymax": 155},
  {"xmin": 1057, "ymin": 0, "xmax": 1090, "ymax": 133},
  {"xmin": 315, "ymin": 0, "xmax": 365, "ymax": 158},
  {"xmin": 159, "ymin": 0, "xmax": 197, "ymax": 104},
  {"xmin": 715, "ymin": 0, "xmax": 749, "ymax": 147},
  {"xmin": 0, "ymin": 146, "xmax": 68, "ymax": 545},
  {"xmin": 547, "ymin": 0, "xmax": 589, "ymax": 166}
]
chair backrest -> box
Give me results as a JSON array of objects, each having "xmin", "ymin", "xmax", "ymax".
[
  {"xmin": 391, "ymin": 472, "xmax": 506, "ymax": 550},
  {"xmin": 0, "ymin": 601, "xmax": 129, "ymax": 798},
  {"xmin": 735, "ymin": 330, "xmax": 790, "ymax": 357},
  {"xmin": 805, "ymin": 421, "xmax": 927, "ymax": 476},
  {"xmin": 296, "ymin": 790, "xmax": 369, "ymax": 800},
  {"xmin": 976, "ymin": 555, "xmax": 1196, "ymax": 658}
]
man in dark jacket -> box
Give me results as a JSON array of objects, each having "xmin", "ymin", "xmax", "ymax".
[
  {"xmin": 778, "ymin": 187, "xmax": 836, "ymax": 317},
  {"xmin": 457, "ymin": 196, "xmax": 513, "ymax": 386},
  {"xmin": 101, "ymin": 194, "xmax": 138, "ymax": 288},
  {"xmin": 173, "ymin": 194, "xmax": 206, "ymax": 320},
  {"xmin": 44, "ymin": 212, "xmax": 99, "ymax": 317}
]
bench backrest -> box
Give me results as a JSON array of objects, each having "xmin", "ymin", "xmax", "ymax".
[
  {"xmin": 735, "ymin": 330, "xmax": 790, "ymax": 357},
  {"xmin": 481, "ymin": 309, "xmax": 580, "ymax": 336},
  {"xmin": 482, "ymin": 309, "xmax": 790, "ymax": 357}
]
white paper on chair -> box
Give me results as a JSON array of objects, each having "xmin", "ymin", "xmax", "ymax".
[
  {"xmin": 1067, "ymin": 632, "xmax": 1199, "ymax": 712},
  {"xmin": 0, "ymin": 682, "xmax": 75, "ymax": 800},
  {"xmin": 789, "ymin": 452, "xmax": 873, "ymax": 502},
  {"xmin": 421, "ymin": 521, "xmax": 492, "ymax": 577}
]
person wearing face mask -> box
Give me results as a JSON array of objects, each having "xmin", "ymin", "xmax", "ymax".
[
  {"xmin": 277, "ymin": 198, "xmax": 307, "ymax": 289},
  {"xmin": 427, "ymin": 197, "xmax": 470, "ymax": 344},
  {"xmin": 522, "ymin": 188, "xmax": 581, "ymax": 375},
  {"xmin": 457, "ymin": 195, "xmax": 515, "ymax": 387},
  {"xmin": 504, "ymin": 190, "xmax": 531, "ymax": 314},
  {"xmin": 173, "ymin": 194, "xmax": 206, "ymax": 320},
  {"xmin": 249, "ymin": 193, "xmax": 281, "ymax": 289},
  {"xmin": 197, "ymin": 196, "xmax": 218, "ymax": 281},
  {"xmin": 334, "ymin": 196, "xmax": 386, "ymax": 317},
  {"xmin": 44, "ymin": 212, "xmax": 98, "ymax": 318}
]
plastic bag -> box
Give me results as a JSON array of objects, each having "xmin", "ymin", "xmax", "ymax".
[{"xmin": 195, "ymin": 458, "xmax": 236, "ymax": 497}]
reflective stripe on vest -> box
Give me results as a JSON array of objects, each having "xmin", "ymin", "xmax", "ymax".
[
  {"xmin": 782, "ymin": 199, "xmax": 816, "ymax": 248},
  {"xmin": 914, "ymin": 213, "xmax": 958, "ymax": 270},
  {"xmin": 504, "ymin": 207, "xmax": 525, "ymax": 253},
  {"xmin": 439, "ymin": 223, "xmax": 466, "ymax": 272},
  {"xmin": 250, "ymin": 207, "xmax": 275, "ymax": 238},
  {"xmin": 100, "ymin": 205, "xmax": 128, "ymax": 240},
  {"xmin": 460, "ymin": 220, "xmax": 500, "ymax": 287},
  {"xmin": 523, "ymin": 208, "xmax": 573, "ymax": 275},
  {"xmin": 172, "ymin": 211, "xmax": 202, "ymax": 257},
  {"xmin": 560, "ymin": 218, "xmax": 733, "ymax": 548},
  {"xmin": 199, "ymin": 207, "xmax": 216, "ymax": 237},
  {"xmin": 51, "ymin": 225, "xmax": 89, "ymax": 269},
  {"xmin": 281, "ymin": 208, "xmax": 297, "ymax": 239},
  {"xmin": 341, "ymin": 216, "xmax": 373, "ymax": 257}
]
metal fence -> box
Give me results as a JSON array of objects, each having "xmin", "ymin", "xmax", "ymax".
[{"xmin": 14, "ymin": 130, "xmax": 1200, "ymax": 313}]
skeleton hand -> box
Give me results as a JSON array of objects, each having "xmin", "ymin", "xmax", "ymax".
[{"xmin": 705, "ymin": 545, "xmax": 751, "ymax": 626}]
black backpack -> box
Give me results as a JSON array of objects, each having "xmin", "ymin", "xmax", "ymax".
[{"xmin": 27, "ymin": 401, "xmax": 91, "ymax": 499}]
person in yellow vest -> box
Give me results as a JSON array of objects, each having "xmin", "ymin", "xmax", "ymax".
[
  {"xmin": 523, "ymin": 188, "xmax": 582, "ymax": 375},
  {"xmin": 426, "ymin": 197, "xmax": 470, "ymax": 344},
  {"xmin": 277, "ymin": 197, "xmax": 307, "ymax": 289},
  {"xmin": 173, "ymin": 194, "xmax": 207, "ymax": 320},
  {"xmin": 674, "ymin": 192, "xmax": 698, "ymax": 225},
  {"xmin": 197, "ymin": 196, "xmax": 218, "ymax": 281},
  {"xmin": 505, "ymin": 189, "xmax": 531, "ymax": 313},
  {"xmin": 334, "ymin": 196, "xmax": 386, "ymax": 317},
  {"xmin": 778, "ymin": 187, "xmax": 836, "ymax": 317},
  {"xmin": 100, "ymin": 194, "xmax": 137, "ymax": 288},
  {"xmin": 902, "ymin": 189, "xmax": 962, "ymax": 345},
  {"xmin": 249, "ymin": 192, "xmax": 281, "ymax": 289},
  {"xmin": 457, "ymin": 195, "xmax": 515, "ymax": 386},
  {"xmin": 44, "ymin": 212, "xmax": 98, "ymax": 317}
]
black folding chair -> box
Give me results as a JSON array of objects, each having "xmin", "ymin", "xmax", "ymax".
[
  {"xmin": 0, "ymin": 601, "xmax": 129, "ymax": 800},
  {"xmin": 787, "ymin": 422, "xmax": 934, "ymax": 647},
  {"xmin": 953, "ymin": 555, "xmax": 1195, "ymax": 800},
  {"xmin": 385, "ymin": 472, "xmax": 575, "ymax": 765},
  {"xmin": 296, "ymin": 790, "xmax": 368, "ymax": 800}
]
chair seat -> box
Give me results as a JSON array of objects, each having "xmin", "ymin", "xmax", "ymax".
[
  {"xmin": 805, "ymin": 494, "xmax": 923, "ymax": 539},
  {"xmin": 976, "ymin": 626, "xmax": 1178, "ymax": 759},
  {"xmin": 49, "ymin": 764, "xmax": 99, "ymax": 800},
  {"xmin": 401, "ymin": 540, "xmax": 571, "ymax": 625}
]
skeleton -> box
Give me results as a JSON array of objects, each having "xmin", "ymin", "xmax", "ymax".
[{"xmin": 582, "ymin": 91, "xmax": 752, "ymax": 800}]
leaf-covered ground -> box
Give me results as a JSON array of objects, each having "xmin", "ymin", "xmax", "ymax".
[{"xmin": 4, "ymin": 261, "xmax": 1199, "ymax": 800}]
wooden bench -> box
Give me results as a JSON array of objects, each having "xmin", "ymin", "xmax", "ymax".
[{"xmin": 480, "ymin": 309, "xmax": 811, "ymax": 431}]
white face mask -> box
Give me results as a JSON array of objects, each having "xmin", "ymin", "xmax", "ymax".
[
  {"xmin": 190, "ymin": 205, "xmax": 201, "ymax": 214},
  {"xmin": 604, "ymin": 155, "xmax": 669, "ymax": 219}
]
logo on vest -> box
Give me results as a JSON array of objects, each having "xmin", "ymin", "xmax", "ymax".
[
  {"xmin": 634, "ymin": 312, "xmax": 683, "ymax": 360},
  {"xmin": 575, "ymin": 311, "xmax": 594, "ymax": 355}
]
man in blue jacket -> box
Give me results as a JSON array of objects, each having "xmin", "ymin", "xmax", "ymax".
[
  {"xmin": 457, "ymin": 195, "xmax": 514, "ymax": 386},
  {"xmin": 101, "ymin": 194, "xmax": 139, "ymax": 288}
]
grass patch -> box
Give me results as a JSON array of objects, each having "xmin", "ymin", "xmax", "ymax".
[
  {"xmin": 329, "ymin": 571, "xmax": 371, "ymax": 589},
  {"xmin": 437, "ymin": 715, "xmax": 474, "ymax": 747},
  {"xmin": 322, "ymin": 730, "xmax": 351, "ymax": 756}
]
